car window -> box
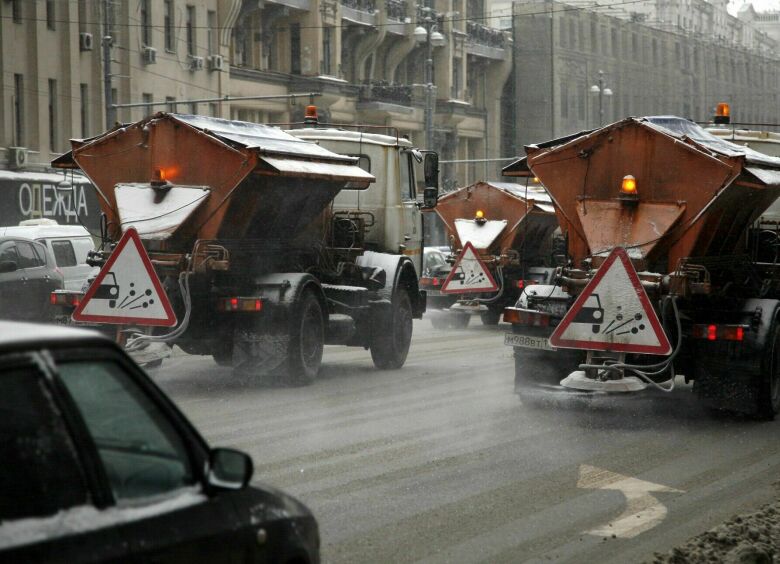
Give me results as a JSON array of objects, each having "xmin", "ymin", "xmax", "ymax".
[
  {"xmin": 0, "ymin": 241, "xmax": 18, "ymax": 265},
  {"xmin": 50, "ymin": 240, "xmax": 77, "ymax": 267},
  {"xmin": 31, "ymin": 242, "xmax": 48, "ymax": 267},
  {"xmin": 0, "ymin": 362, "xmax": 89, "ymax": 521},
  {"xmin": 58, "ymin": 360, "xmax": 194, "ymax": 502},
  {"xmin": 16, "ymin": 241, "xmax": 42, "ymax": 268}
]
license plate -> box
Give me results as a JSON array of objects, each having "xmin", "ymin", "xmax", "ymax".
[
  {"xmin": 54, "ymin": 315, "xmax": 72, "ymax": 326},
  {"xmin": 504, "ymin": 332, "xmax": 554, "ymax": 351}
]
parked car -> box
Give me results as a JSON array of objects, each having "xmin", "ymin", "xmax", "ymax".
[
  {"xmin": 0, "ymin": 321, "xmax": 320, "ymax": 563},
  {"xmin": 0, "ymin": 219, "xmax": 97, "ymax": 291},
  {"xmin": 0, "ymin": 236, "xmax": 63, "ymax": 322}
]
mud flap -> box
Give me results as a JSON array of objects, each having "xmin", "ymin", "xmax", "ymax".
[{"xmin": 231, "ymin": 329, "xmax": 289, "ymax": 376}]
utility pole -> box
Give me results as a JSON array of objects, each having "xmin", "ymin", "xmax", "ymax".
[{"xmin": 103, "ymin": 0, "xmax": 114, "ymax": 128}]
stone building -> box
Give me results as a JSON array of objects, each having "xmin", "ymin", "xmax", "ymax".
[
  {"xmin": 511, "ymin": 0, "xmax": 780, "ymax": 149},
  {"xmin": 0, "ymin": 0, "xmax": 512, "ymax": 196}
]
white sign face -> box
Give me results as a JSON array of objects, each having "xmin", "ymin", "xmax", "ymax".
[
  {"xmin": 440, "ymin": 241, "xmax": 499, "ymax": 294},
  {"xmin": 550, "ymin": 247, "xmax": 671, "ymax": 355},
  {"xmin": 73, "ymin": 228, "xmax": 177, "ymax": 327}
]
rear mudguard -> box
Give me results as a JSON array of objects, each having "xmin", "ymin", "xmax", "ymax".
[
  {"xmin": 690, "ymin": 298, "xmax": 780, "ymax": 413},
  {"xmin": 357, "ymin": 251, "xmax": 425, "ymax": 318}
]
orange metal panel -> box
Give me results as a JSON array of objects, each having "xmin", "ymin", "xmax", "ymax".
[
  {"xmin": 72, "ymin": 116, "xmax": 255, "ymax": 242},
  {"xmin": 434, "ymin": 181, "xmax": 557, "ymax": 255},
  {"xmin": 527, "ymin": 118, "xmax": 745, "ymax": 270}
]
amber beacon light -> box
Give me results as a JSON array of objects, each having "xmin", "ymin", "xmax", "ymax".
[{"xmin": 714, "ymin": 102, "xmax": 731, "ymax": 124}]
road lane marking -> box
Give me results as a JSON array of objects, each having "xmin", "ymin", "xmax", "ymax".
[{"xmin": 578, "ymin": 464, "xmax": 684, "ymax": 538}]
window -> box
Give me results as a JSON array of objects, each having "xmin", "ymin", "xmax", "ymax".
[
  {"xmin": 349, "ymin": 155, "xmax": 371, "ymax": 173},
  {"xmin": 47, "ymin": 0, "xmax": 55, "ymax": 29},
  {"xmin": 13, "ymin": 74, "xmax": 23, "ymax": 146},
  {"xmin": 17, "ymin": 241, "xmax": 43, "ymax": 268},
  {"xmin": 590, "ymin": 21, "xmax": 597, "ymax": 51},
  {"xmin": 58, "ymin": 361, "xmax": 194, "ymax": 501},
  {"xmin": 189, "ymin": 102, "xmax": 198, "ymax": 115},
  {"xmin": 0, "ymin": 364, "xmax": 89, "ymax": 521},
  {"xmin": 141, "ymin": 0, "xmax": 152, "ymax": 46},
  {"xmin": 0, "ymin": 242, "xmax": 18, "ymax": 265},
  {"xmin": 80, "ymin": 83, "xmax": 89, "ymax": 138},
  {"xmin": 12, "ymin": 0, "xmax": 22, "ymax": 23},
  {"xmin": 209, "ymin": 102, "xmax": 218, "ymax": 117},
  {"xmin": 322, "ymin": 27, "xmax": 332, "ymax": 75},
  {"xmin": 207, "ymin": 10, "xmax": 217, "ymax": 54},
  {"xmin": 559, "ymin": 81, "xmax": 568, "ymax": 119},
  {"xmin": 399, "ymin": 153, "xmax": 415, "ymax": 201},
  {"xmin": 291, "ymin": 23, "xmax": 301, "ymax": 75},
  {"xmin": 48, "ymin": 79, "xmax": 58, "ymax": 152},
  {"xmin": 51, "ymin": 240, "xmax": 77, "ymax": 267},
  {"xmin": 164, "ymin": 0, "xmax": 175, "ymax": 52},
  {"xmin": 78, "ymin": 0, "xmax": 87, "ymax": 26},
  {"xmin": 166, "ymin": 96, "xmax": 177, "ymax": 112},
  {"xmin": 186, "ymin": 5, "xmax": 195, "ymax": 56},
  {"xmin": 143, "ymin": 92, "xmax": 154, "ymax": 117}
]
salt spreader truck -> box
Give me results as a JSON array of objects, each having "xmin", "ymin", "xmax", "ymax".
[
  {"xmin": 424, "ymin": 180, "xmax": 559, "ymax": 328},
  {"xmin": 503, "ymin": 116, "xmax": 780, "ymax": 418},
  {"xmin": 52, "ymin": 112, "xmax": 439, "ymax": 383}
]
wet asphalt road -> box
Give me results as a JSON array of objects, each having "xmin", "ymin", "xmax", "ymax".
[{"xmin": 152, "ymin": 319, "xmax": 780, "ymax": 563}]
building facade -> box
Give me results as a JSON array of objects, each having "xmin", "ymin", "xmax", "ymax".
[
  {"xmin": 1, "ymin": 0, "xmax": 512, "ymax": 196},
  {"xmin": 511, "ymin": 0, "xmax": 780, "ymax": 149}
]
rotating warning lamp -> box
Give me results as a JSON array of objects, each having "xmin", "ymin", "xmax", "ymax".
[
  {"xmin": 619, "ymin": 175, "xmax": 638, "ymax": 205},
  {"xmin": 475, "ymin": 209, "xmax": 486, "ymax": 225},
  {"xmin": 714, "ymin": 102, "xmax": 731, "ymax": 124}
]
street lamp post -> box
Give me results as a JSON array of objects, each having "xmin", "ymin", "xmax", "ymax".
[
  {"xmin": 414, "ymin": 11, "xmax": 445, "ymax": 150},
  {"xmin": 589, "ymin": 69, "xmax": 613, "ymax": 127}
]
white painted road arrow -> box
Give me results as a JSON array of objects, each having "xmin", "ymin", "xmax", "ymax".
[{"xmin": 578, "ymin": 464, "xmax": 684, "ymax": 538}]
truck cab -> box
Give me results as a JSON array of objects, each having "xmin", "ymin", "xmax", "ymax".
[{"xmin": 287, "ymin": 127, "xmax": 432, "ymax": 276}]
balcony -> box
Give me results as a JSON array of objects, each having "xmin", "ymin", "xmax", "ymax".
[
  {"xmin": 341, "ymin": 0, "xmax": 378, "ymax": 25},
  {"xmin": 359, "ymin": 81, "xmax": 413, "ymax": 105},
  {"xmin": 386, "ymin": 0, "xmax": 407, "ymax": 21},
  {"xmin": 465, "ymin": 21, "xmax": 508, "ymax": 60}
]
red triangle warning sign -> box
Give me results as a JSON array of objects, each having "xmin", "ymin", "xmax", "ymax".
[
  {"xmin": 73, "ymin": 228, "xmax": 177, "ymax": 327},
  {"xmin": 549, "ymin": 247, "xmax": 671, "ymax": 355},
  {"xmin": 440, "ymin": 241, "xmax": 499, "ymax": 294}
]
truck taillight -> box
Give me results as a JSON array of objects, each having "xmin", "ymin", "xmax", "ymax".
[
  {"xmin": 691, "ymin": 324, "xmax": 745, "ymax": 341},
  {"xmin": 420, "ymin": 277, "xmax": 441, "ymax": 287},
  {"xmin": 50, "ymin": 291, "xmax": 83, "ymax": 308},
  {"xmin": 217, "ymin": 297, "xmax": 263, "ymax": 312},
  {"xmin": 503, "ymin": 307, "xmax": 550, "ymax": 327}
]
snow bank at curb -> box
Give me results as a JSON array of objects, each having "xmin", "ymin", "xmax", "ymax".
[{"xmin": 650, "ymin": 497, "xmax": 780, "ymax": 564}]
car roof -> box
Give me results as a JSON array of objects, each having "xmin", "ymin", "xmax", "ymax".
[
  {"xmin": 0, "ymin": 224, "xmax": 92, "ymax": 239},
  {"xmin": 0, "ymin": 321, "xmax": 113, "ymax": 355}
]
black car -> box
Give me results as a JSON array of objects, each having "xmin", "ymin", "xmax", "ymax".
[
  {"xmin": 0, "ymin": 236, "xmax": 63, "ymax": 322},
  {"xmin": 0, "ymin": 321, "xmax": 319, "ymax": 563}
]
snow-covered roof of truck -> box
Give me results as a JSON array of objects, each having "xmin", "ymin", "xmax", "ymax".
[
  {"xmin": 286, "ymin": 127, "xmax": 414, "ymax": 148},
  {"xmin": 53, "ymin": 113, "xmax": 375, "ymax": 184},
  {"xmin": 503, "ymin": 116, "xmax": 780, "ymax": 180}
]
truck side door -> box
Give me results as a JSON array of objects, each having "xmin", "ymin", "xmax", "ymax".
[{"xmin": 399, "ymin": 151, "xmax": 423, "ymax": 275}]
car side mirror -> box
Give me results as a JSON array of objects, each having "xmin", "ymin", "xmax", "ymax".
[
  {"xmin": 207, "ymin": 448, "xmax": 253, "ymax": 491},
  {"xmin": 422, "ymin": 153, "xmax": 439, "ymax": 209},
  {"xmin": 0, "ymin": 260, "xmax": 18, "ymax": 273}
]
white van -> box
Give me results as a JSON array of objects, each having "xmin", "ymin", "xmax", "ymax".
[{"xmin": 0, "ymin": 219, "xmax": 97, "ymax": 291}]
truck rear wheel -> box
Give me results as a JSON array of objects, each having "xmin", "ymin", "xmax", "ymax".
[
  {"xmin": 450, "ymin": 312, "xmax": 470, "ymax": 329},
  {"xmin": 281, "ymin": 291, "xmax": 324, "ymax": 385},
  {"xmin": 757, "ymin": 327, "xmax": 780, "ymax": 420},
  {"xmin": 371, "ymin": 290, "xmax": 412, "ymax": 370},
  {"xmin": 480, "ymin": 309, "xmax": 501, "ymax": 326}
]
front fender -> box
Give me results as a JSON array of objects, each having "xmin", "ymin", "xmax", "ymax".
[{"xmin": 357, "ymin": 251, "xmax": 425, "ymax": 318}]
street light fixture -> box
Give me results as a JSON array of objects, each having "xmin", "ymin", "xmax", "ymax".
[
  {"xmin": 415, "ymin": 8, "xmax": 446, "ymax": 151},
  {"xmin": 589, "ymin": 69, "xmax": 613, "ymax": 127}
]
